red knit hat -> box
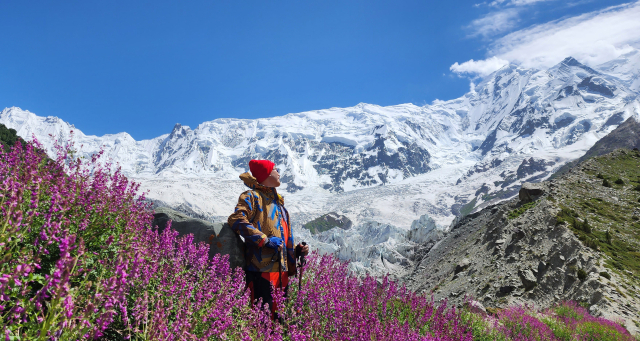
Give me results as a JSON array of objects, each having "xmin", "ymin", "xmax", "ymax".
[{"xmin": 249, "ymin": 159, "xmax": 275, "ymax": 184}]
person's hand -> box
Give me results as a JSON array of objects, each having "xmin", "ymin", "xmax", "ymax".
[
  {"xmin": 265, "ymin": 236, "xmax": 283, "ymax": 250},
  {"xmin": 297, "ymin": 243, "xmax": 309, "ymax": 256}
]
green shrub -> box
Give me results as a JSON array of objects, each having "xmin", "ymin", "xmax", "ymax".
[
  {"xmin": 0, "ymin": 123, "xmax": 24, "ymax": 151},
  {"xmin": 574, "ymin": 321, "xmax": 629, "ymax": 341},
  {"xmin": 577, "ymin": 269, "xmax": 588, "ymax": 281},
  {"xmin": 583, "ymin": 237, "xmax": 599, "ymax": 250},
  {"xmin": 507, "ymin": 200, "xmax": 538, "ymax": 219},
  {"xmin": 460, "ymin": 311, "xmax": 507, "ymax": 341},
  {"xmin": 605, "ymin": 230, "xmax": 613, "ymax": 245},
  {"xmin": 597, "ymin": 173, "xmax": 604, "ymax": 179},
  {"xmin": 600, "ymin": 272, "xmax": 611, "ymax": 280},
  {"xmin": 603, "ymin": 179, "xmax": 612, "ymax": 187},
  {"xmin": 581, "ymin": 218, "xmax": 592, "ymax": 233},
  {"xmin": 615, "ymin": 178, "xmax": 625, "ymax": 185},
  {"xmin": 557, "ymin": 207, "xmax": 577, "ymax": 226}
]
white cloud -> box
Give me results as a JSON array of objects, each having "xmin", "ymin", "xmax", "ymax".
[
  {"xmin": 490, "ymin": 1, "xmax": 640, "ymax": 68},
  {"xmin": 450, "ymin": 57, "xmax": 510, "ymax": 77},
  {"xmin": 468, "ymin": 9, "xmax": 521, "ymax": 38},
  {"xmin": 469, "ymin": 81, "xmax": 478, "ymax": 93},
  {"xmin": 453, "ymin": 1, "xmax": 640, "ymax": 77},
  {"xmin": 476, "ymin": 0, "xmax": 554, "ymax": 7},
  {"xmin": 506, "ymin": 0, "xmax": 554, "ymax": 6},
  {"xmin": 470, "ymin": 0, "xmax": 557, "ymax": 39}
]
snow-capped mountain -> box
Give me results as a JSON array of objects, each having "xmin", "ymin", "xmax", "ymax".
[
  {"xmin": 595, "ymin": 49, "xmax": 640, "ymax": 93},
  {"xmin": 2, "ymin": 51, "xmax": 639, "ymax": 275}
]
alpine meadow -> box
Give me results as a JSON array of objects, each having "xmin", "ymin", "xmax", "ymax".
[{"xmin": 2, "ymin": 1, "xmax": 640, "ymax": 340}]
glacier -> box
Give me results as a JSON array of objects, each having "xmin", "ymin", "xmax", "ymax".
[{"xmin": 2, "ymin": 52, "xmax": 640, "ymax": 275}]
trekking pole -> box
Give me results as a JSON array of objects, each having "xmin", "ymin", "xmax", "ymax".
[
  {"xmin": 277, "ymin": 246, "xmax": 283, "ymax": 291},
  {"xmin": 296, "ymin": 242, "xmax": 307, "ymax": 293}
]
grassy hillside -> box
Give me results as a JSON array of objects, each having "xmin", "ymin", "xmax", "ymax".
[{"xmin": 556, "ymin": 149, "xmax": 640, "ymax": 280}]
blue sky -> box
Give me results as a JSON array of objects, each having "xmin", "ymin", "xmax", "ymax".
[{"xmin": 1, "ymin": 0, "xmax": 638, "ymax": 139}]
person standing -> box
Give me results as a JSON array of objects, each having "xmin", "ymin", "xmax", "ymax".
[{"xmin": 228, "ymin": 159, "xmax": 309, "ymax": 319}]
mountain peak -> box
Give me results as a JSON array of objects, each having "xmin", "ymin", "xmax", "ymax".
[
  {"xmin": 561, "ymin": 56, "xmax": 582, "ymax": 66},
  {"xmin": 559, "ymin": 57, "xmax": 600, "ymax": 74},
  {"xmin": 169, "ymin": 123, "xmax": 191, "ymax": 138}
]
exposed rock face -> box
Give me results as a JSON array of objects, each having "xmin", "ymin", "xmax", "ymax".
[
  {"xmin": 152, "ymin": 207, "xmax": 245, "ymax": 270},
  {"xmin": 455, "ymin": 258, "xmax": 471, "ymax": 275},
  {"xmin": 302, "ymin": 212, "xmax": 352, "ymax": 234},
  {"xmin": 519, "ymin": 269, "xmax": 538, "ymax": 291},
  {"xmin": 148, "ymin": 198, "xmax": 214, "ymax": 221},
  {"xmin": 516, "ymin": 158, "xmax": 556, "ymax": 180},
  {"xmin": 518, "ymin": 182, "xmax": 547, "ymax": 203},
  {"xmin": 402, "ymin": 150, "xmax": 640, "ymax": 335}
]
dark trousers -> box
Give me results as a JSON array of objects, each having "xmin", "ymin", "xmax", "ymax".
[{"xmin": 245, "ymin": 271, "xmax": 288, "ymax": 320}]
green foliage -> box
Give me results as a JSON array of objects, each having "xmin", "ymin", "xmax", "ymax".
[
  {"xmin": 579, "ymin": 218, "xmax": 591, "ymax": 233},
  {"xmin": 556, "ymin": 206, "xmax": 600, "ymax": 250},
  {"xmin": 577, "ymin": 268, "xmax": 588, "ymax": 281},
  {"xmin": 554, "ymin": 304, "xmax": 585, "ymax": 321},
  {"xmin": 460, "ymin": 311, "xmax": 507, "ymax": 341},
  {"xmin": 603, "ymin": 179, "xmax": 612, "ymax": 187},
  {"xmin": 581, "ymin": 237, "xmax": 600, "ymax": 250},
  {"xmin": 567, "ymin": 150, "xmax": 640, "ymax": 278},
  {"xmin": 542, "ymin": 317, "xmax": 573, "ymax": 340},
  {"xmin": 574, "ymin": 321, "xmax": 630, "ymax": 341},
  {"xmin": 507, "ymin": 200, "xmax": 538, "ymax": 219},
  {"xmin": 556, "ymin": 208, "xmax": 574, "ymax": 226},
  {"xmin": 0, "ymin": 123, "xmax": 23, "ymax": 151}
]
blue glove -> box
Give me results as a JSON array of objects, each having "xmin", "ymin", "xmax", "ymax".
[{"xmin": 265, "ymin": 236, "xmax": 283, "ymax": 250}]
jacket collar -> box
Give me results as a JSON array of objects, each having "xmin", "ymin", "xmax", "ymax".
[{"xmin": 239, "ymin": 172, "xmax": 285, "ymax": 205}]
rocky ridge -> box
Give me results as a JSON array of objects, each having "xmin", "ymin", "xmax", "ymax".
[{"xmin": 403, "ymin": 149, "xmax": 640, "ymax": 335}]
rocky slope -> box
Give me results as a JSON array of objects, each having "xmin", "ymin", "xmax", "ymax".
[{"xmin": 403, "ymin": 149, "xmax": 640, "ymax": 335}]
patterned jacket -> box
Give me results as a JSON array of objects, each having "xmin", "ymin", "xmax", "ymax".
[{"xmin": 228, "ymin": 172, "xmax": 296, "ymax": 275}]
